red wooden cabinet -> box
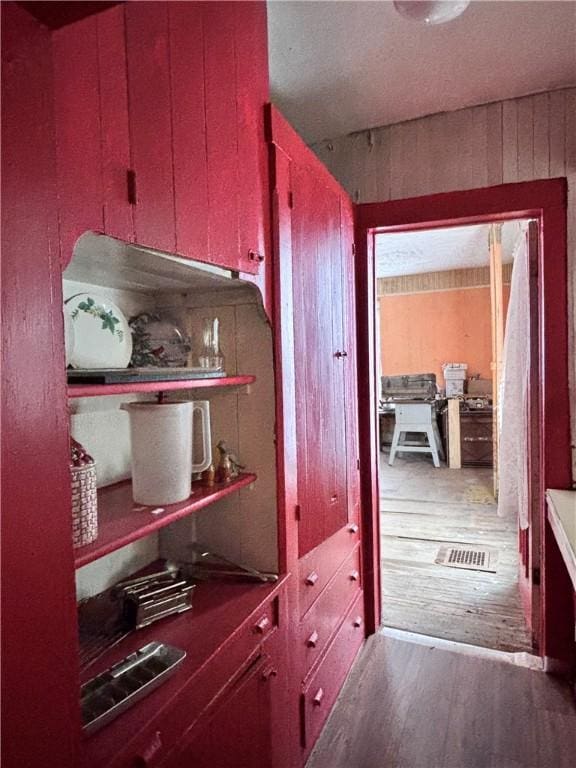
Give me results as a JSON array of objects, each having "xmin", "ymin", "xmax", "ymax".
[
  {"xmin": 53, "ymin": 1, "xmax": 269, "ymax": 274},
  {"xmin": 270, "ymin": 111, "xmax": 360, "ymax": 559},
  {"xmin": 167, "ymin": 1, "xmax": 209, "ymax": 264},
  {"xmin": 53, "ymin": 5, "xmax": 134, "ymax": 265},
  {"xmin": 166, "ymin": 653, "xmax": 278, "ymax": 768},
  {"xmin": 269, "ymin": 106, "xmax": 364, "ymax": 765},
  {"xmin": 124, "ymin": 1, "xmax": 175, "ymax": 254}
]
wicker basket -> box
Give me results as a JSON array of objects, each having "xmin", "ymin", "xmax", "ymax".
[{"xmin": 71, "ymin": 463, "xmax": 98, "ymax": 548}]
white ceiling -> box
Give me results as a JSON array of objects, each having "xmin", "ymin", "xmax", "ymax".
[
  {"xmin": 375, "ymin": 220, "xmax": 523, "ymax": 278},
  {"xmin": 268, "ymin": 0, "xmax": 576, "ymax": 143}
]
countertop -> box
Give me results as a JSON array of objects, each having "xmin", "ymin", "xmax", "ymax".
[{"xmin": 546, "ymin": 489, "xmax": 576, "ymax": 591}]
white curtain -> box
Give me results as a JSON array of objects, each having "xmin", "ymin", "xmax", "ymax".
[{"xmin": 498, "ymin": 227, "xmax": 530, "ymax": 528}]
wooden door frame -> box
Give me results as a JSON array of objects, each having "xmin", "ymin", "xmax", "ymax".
[{"xmin": 355, "ymin": 178, "xmax": 573, "ymax": 663}]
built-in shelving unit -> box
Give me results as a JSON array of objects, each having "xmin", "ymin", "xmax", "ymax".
[
  {"xmin": 74, "ymin": 473, "xmax": 257, "ymax": 568},
  {"xmin": 68, "ymin": 375, "xmax": 256, "ymax": 399}
]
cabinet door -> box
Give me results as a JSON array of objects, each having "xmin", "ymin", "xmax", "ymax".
[
  {"xmin": 233, "ymin": 1, "xmax": 269, "ymax": 273},
  {"xmin": 53, "ymin": 7, "xmax": 133, "ymax": 267},
  {"xmin": 340, "ymin": 198, "xmax": 361, "ymax": 524},
  {"xmin": 53, "ymin": 15, "xmax": 103, "ymax": 266},
  {"xmin": 125, "ymin": 1, "xmax": 176, "ymax": 254},
  {"xmin": 290, "ymin": 161, "xmax": 349, "ymax": 557},
  {"xmin": 96, "ymin": 5, "xmax": 134, "ymax": 245},
  {"xmin": 166, "ymin": 655, "xmax": 276, "ymax": 768},
  {"xmin": 168, "ymin": 1, "xmax": 209, "ymax": 263},
  {"xmin": 202, "ymin": 1, "xmax": 240, "ymax": 272}
]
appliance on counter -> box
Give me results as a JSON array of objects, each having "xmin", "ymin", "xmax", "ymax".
[
  {"xmin": 380, "ymin": 373, "xmax": 438, "ymax": 408},
  {"xmin": 442, "ymin": 362, "xmax": 469, "ymax": 397}
]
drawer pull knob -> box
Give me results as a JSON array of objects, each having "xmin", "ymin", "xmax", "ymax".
[
  {"xmin": 306, "ymin": 630, "xmax": 319, "ymax": 648},
  {"xmin": 261, "ymin": 665, "xmax": 278, "ymax": 681},
  {"xmin": 349, "ymin": 570, "xmax": 360, "ymax": 582},
  {"xmin": 330, "ymin": 494, "xmax": 338, "ymax": 503},
  {"xmin": 254, "ymin": 616, "xmax": 270, "ymax": 634},
  {"xmin": 348, "ymin": 523, "xmax": 359, "ymax": 534},
  {"xmin": 248, "ymin": 249, "xmax": 265, "ymax": 263},
  {"xmin": 305, "ymin": 571, "xmax": 319, "ymax": 586},
  {"xmin": 313, "ymin": 688, "xmax": 324, "ymax": 706},
  {"xmin": 353, "ymin": 616, "xmax": 363, "ymax": 628}
]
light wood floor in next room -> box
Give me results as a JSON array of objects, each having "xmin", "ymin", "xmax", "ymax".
[
  {"xmin": 379, "ymin": 451, "xmax": 532, "ymax": 653},
  {"xmin": 306, "ymin": 632, "xmax": 576, "ymax": 768}
]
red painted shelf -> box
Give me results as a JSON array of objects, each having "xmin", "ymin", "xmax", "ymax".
[
  {"xmin": 74, "ymin": 473, "xmax": 257, "ymax": 568},
  {"xmin": 68, "ymin": 374, "xmax": 256, "ymax": 398}
]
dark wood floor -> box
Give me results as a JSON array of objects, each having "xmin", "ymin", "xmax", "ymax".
[
  {"xmin": 306, "ymin": 633, "xmax": 576, "ymax": 768},
  {"xmin": 380, "ymin": 452, "xmax": 532, "ymax": 653}
]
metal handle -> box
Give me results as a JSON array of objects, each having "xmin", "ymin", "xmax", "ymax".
[
  {"xmin": 191, "ymin": 401, "xmax": 212, "ymax": 474},
  {"xmin": 261, "ymin": 665, "xmax": 278, "ymax": 681},
  {"xmin": 313, "ymin": 688, "xmax": 324, "ymax": 706},
  {"xmin": 305, "ymin": 571, "xmax": 319, "ymax": 586},
  {"xmin": 127, "ymin": 169, "xmax": 137, "ymax": 205},
  {"xmin": 334, "ymin": 351, "xmax": 348, "ymax": 359},
  {"xmin": 463, "ymin": 436, "xmax": 492, "ymax": 442},
  {"xmin": 254, "ymin": 616, "xmax": 270, "ymax": 634},
  {"xmin": 353, "ymin": 616, "xmax": 363, "ymax": 628},
  {"xmin": 248, "ymin": 249, "xmax": 264, "ymax": 263},
  {"xmin": 349, "ymin": 570, "xmax": 359, "ymax": 582},
  {"xmin": 348, "ymin": 523, "xmax": 359, "ymax": 534},
  {"xmin": 306, "ymin": 630, "xmax": 319, "ymax": 648}
]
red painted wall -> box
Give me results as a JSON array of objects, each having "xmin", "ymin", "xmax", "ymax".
[{"xmin": 379, "ymin": 285, "xmax": 510, "ymax": 385}]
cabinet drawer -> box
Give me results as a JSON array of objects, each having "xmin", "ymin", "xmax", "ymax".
[
  {"xmin": 298, "ymin": 523, "xmax": 360, "ymax": 618},
  {"xmin": 301, "ymin": 591, "xmax": 364, "ymax": 752},
  {"xmin": 300, "ymin": 546, "xmax": 361, "ymax": 677},
  {"xmin": 110, "ymin": 597, "xmax": 279, "ymax": 768}
]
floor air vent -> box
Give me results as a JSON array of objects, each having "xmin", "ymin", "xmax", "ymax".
[{"xmin": 435, "ymin": 546, "xmax": 498, "ymax": 573}]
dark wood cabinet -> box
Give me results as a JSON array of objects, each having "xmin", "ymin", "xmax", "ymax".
[
  {"xmin": 460, "ymin": 410, "xmax": 493, "ymax": 467},
  {"xmin": 442, "ymin": 405, "xmax": 494, "ymax": 467}
]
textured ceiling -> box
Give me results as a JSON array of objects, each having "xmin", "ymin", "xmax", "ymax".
[
  {"xmin": 268, "ymin": 0, "xmax": 576, "ymax": 143},
  {"xmin": 375, "ymin": 221, "xmax": 524, "ymax": 278}
]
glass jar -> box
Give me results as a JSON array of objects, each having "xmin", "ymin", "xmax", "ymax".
[{"xmin": 198, "ymin": 317, "xmax": 225, "ymax": 371}]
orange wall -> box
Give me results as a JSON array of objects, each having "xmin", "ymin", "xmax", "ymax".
[{"xmin": 379, "ymin": 286, "xmax": 510, "ymax": 385}]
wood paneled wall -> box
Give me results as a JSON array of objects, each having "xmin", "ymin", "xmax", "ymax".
[
  {"xmin": 377, "ymin": 264, "xmax": 512, "ymax": 296},
  {"xmin": 312, "ymin": 87, "xmax": 576, "ymax": 480}
]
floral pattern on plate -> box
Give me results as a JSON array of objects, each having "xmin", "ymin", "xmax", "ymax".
[{"xmin": 65, "ymin": 293, "xmax": 132, "ymax": 369}]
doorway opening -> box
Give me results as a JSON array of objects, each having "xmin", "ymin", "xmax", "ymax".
[
  {"xmin": 355, "ymin": 179, "xmax": 572, "ymax": 667},
  {"xmin": 375, "ymin": 219, "xmax": 534, "ymax": 653}
]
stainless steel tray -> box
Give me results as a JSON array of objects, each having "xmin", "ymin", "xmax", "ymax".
[{"xmin": 81, "ymin": 641, "xmax": 186, "ymax": 735}]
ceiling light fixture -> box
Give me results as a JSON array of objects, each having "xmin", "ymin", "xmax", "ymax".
[{"xmin": 393, "ymin": 0, "xmax": 471, "ymax": 25}]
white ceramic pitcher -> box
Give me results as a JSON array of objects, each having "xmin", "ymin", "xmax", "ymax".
[{"xmin": 121, "ymin": 401, "xmax": 211, "ymax": 505}]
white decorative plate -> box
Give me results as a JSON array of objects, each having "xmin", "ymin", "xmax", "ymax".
[
  {"xmin": 65, "ymin": 293, "xmax": 132, "ymax": 369},
  {"xmin": 64, "ymin": 309, "xmax": 75, "ymax": 367}
]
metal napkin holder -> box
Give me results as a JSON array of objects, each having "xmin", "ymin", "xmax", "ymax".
[{"xmin": 113, "ymin": 568, "xmax": 196, "ymax": 630}]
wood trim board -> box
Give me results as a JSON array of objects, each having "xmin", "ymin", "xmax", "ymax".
[{"xmin": 355, "ymin": 178, "xmax": 571, "ymax": 661}]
